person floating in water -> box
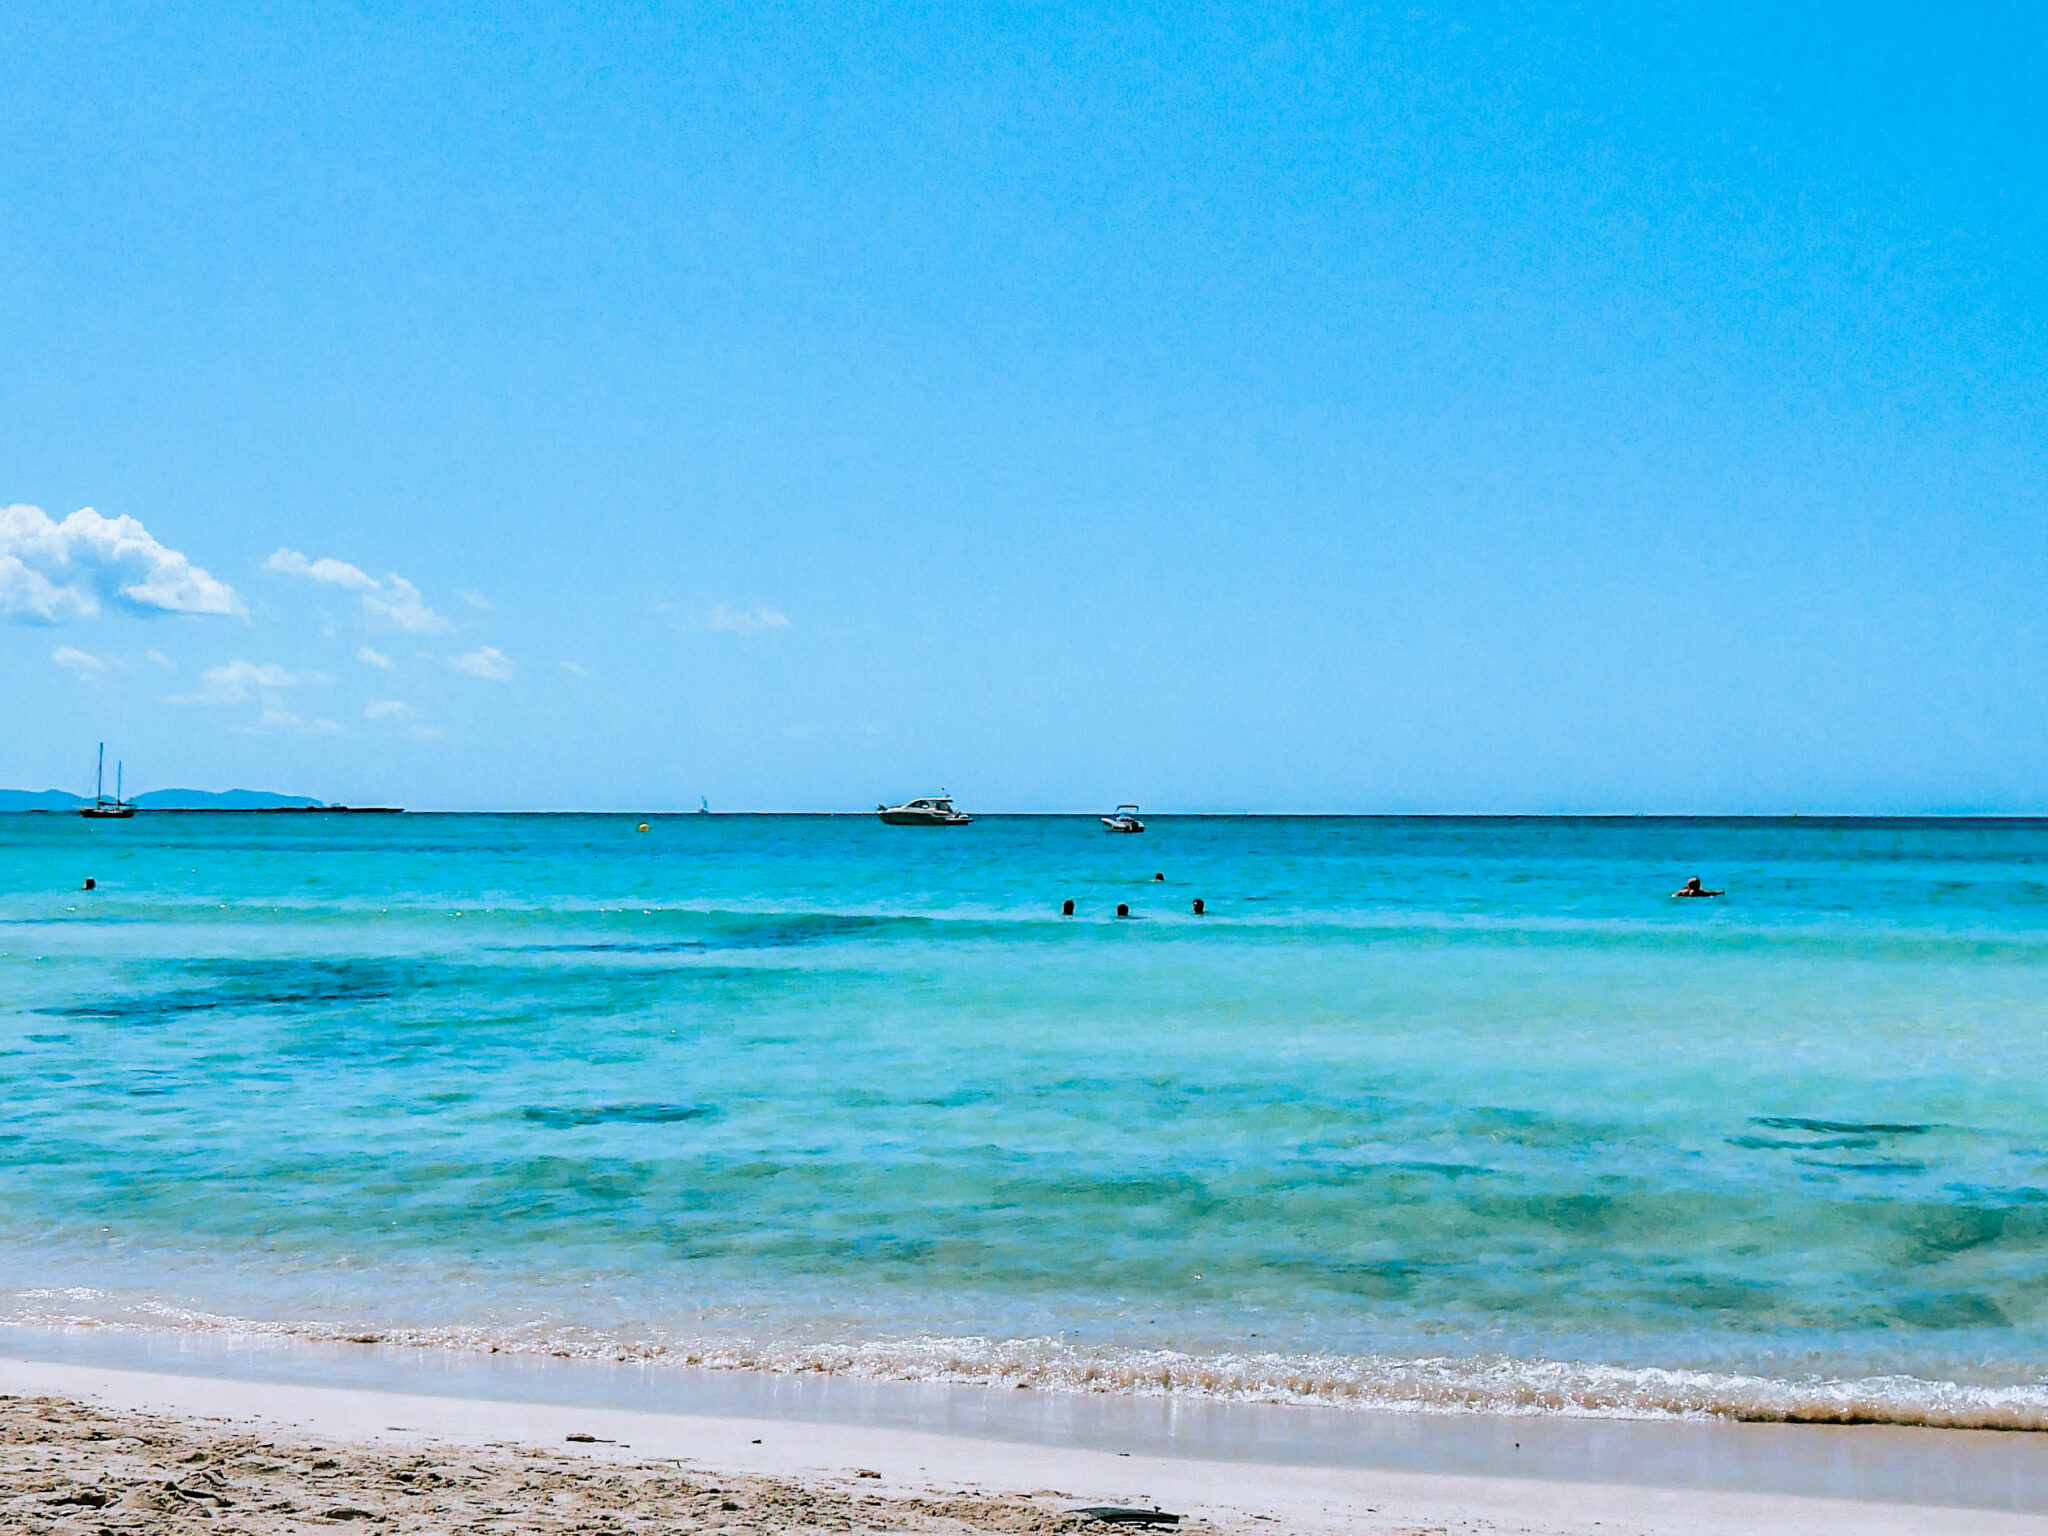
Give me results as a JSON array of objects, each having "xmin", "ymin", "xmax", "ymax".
[{"xmin": 1673, "ymin": 876, "xmax": 1724, "ymax": 898}]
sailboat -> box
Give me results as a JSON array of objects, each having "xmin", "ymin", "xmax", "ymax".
[{"xmin": 79, "ymin": 743, "xmax": 136, "ymax": 819}]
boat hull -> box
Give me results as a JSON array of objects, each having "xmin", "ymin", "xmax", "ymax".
[{"xmin": 878, "ymin": 810, "xmax": 972, "ymax": 825}]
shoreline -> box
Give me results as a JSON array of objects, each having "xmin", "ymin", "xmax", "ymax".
[
  {"xmin": 7, "ymin": 1325, "xmax": 2048, "ymax": 1519},
  {"xmin": 10, "ymin": 1302, "xmax": 2048, "ymax": 1433},
  {"xmin": 5, "ymin": 1354, "xmax": 2047, "ymax": 1535}
]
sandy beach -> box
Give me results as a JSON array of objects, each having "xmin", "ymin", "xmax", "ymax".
[{"xmin": 5, "ymin": 1354, "xmax": 2047, "ymax": 1535}]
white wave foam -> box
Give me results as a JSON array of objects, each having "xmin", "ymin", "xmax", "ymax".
[{"xmin": 7, "ymin": 1296, "xmax": 2047, "ymax": 1431}]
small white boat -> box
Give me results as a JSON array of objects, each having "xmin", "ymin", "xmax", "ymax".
[
  {"xmin": 878, "ymin": 795, "xmax": 972, "ymax": 826},
  {"xmin": 79, "ymin": 744, "xmax": 135, "ymax": 820},
  {"xmin": 1101, "ymin": 804, "xmax": 1144, "ymax": 833}
]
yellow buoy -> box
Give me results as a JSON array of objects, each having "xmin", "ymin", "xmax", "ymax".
[{"xmin": 637, "ymin": 822, "xmax": 649, "ymax": 832}]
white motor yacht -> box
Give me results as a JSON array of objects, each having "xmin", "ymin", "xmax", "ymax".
[
  {"xmin": 1101, "ymin": 804, "xmax": 1144, "ymax": 833},
  {"xmin": 877, "ymin": 795, "xmax": 973, "ymax": 826}
]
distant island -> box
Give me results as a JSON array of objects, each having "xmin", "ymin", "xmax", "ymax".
[{"xmin": 0, "ymin": 788, "xmax": 398, "ymax": 812}]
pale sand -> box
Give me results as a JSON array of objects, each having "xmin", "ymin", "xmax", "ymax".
[{"xmin": 3, "ymin": 1356, "xmax": 2045, "ymax": 1535}]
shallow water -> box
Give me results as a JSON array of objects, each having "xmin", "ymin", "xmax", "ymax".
[{"xmin": 5, "ymin": 813, "xmax": 2048, "ymax": 1425}]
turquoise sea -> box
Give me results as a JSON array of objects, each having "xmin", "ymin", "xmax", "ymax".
[{"xmin": 6, "ymin": 813, "xmax": 2048, "ymax": 1426}]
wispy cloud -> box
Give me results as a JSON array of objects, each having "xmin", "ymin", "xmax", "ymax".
[
  {"xmin": 705, "ymin": 602, "xmax": 791, "ymax": 635},
  {"xmin": 357, "ymin": 645, "xmax": 391, "ymax": 668},
  {"xmin": 458, "ymin": 588, "xmax": 493, "ymax": 610},
  {"xmin": 365, "ymin": 699, "xmax": 416, "ymax": 720},
  {"xmin": 363, "ymin": 575, "xmax": 443, "ymax": 632},
  {"xmin": 237, "ymin": 706, "xmax": 342, "ymax": 736},
  {"xmin": 451, "ymin": 645, "xmax": 513, "ymax": 681},
  {"xmin": 2, "ymin": 504, "xmax": 240, "ymax": 623},
  {"xmin": 173, "ymin": 659, "xmax": 304, "ymax": 705},
  {"xmin": 264, "ymin": 549, "xmax": 378, "ymax": 591},
  {"xmin": 267, "ymin": 548, "xmax": 448, "ymax": 633},
  {"xmin": 51, "ymin": 645, "xmax": 109, "ymax": 681},
  {"xmin": 559, "ymin": 660, "xmax": 589, "ymax": 677},
  {"xmin": 146, "ymin": 648, "xmax": 175, "ymax": 671}
]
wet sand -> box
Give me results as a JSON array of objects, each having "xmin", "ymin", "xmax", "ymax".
[{"xmin": 6, "ymin": 1355, "xmax": 2048, "ymax": 1534}]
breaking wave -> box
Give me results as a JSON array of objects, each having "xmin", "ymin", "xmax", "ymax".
[{"xmin": 8, "ymin": 1292, "xmax": 2048, "ymax": 1432}]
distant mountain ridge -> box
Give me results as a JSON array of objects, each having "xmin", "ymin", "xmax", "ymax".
[
  {"xmin": 0, "ymin": 790, "xmax": 94, "ymax": 811},
  {"xmin": 0, "ymin": 788, "xmax": 327, "ymax": 811},
  {"xmin": 134, "ymin": 789, "xmax": 328, "ymax": 809}
]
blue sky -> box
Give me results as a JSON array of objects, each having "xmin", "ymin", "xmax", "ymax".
[{"xmin": 3, "ymin": 2, "xmax": 2044, "ymax": 811}]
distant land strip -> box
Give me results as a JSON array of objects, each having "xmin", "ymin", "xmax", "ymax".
[{"xmin": 0, "ymin": 788, "xmax": 400, "ymax": 813}]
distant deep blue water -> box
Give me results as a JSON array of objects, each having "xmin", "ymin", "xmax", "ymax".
[{"xmin": 5, "ymin": 813, "xmax": 2048, "ymax": 1425}]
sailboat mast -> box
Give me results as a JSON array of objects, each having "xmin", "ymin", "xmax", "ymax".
[
  {"xmin": 96, "ymin": 742, "xmax": 105, "ymax": 803},
  {"xmin": 116, "ymin": 761, "xmax": 123, "ymax": 805}
]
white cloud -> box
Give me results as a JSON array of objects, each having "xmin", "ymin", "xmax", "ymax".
[
  {"xmin": 365, "ymin": 699, "xmax": 416, "ymax": 719},
  {"xmin": 51, "ymin": 645, "xmax": 109, "ymax": 680},
  {"xmin": 705, "ymin": 602, "xmax": 791, "ymax": 635},
  {"xmin": 265, "ymin": 548, "xmax": 378, "ymax": 591},
  {"xmin": 267, "ymin": 548, "xmax": 448, "ymax": 632},
  {"xmin": 1, "ymin": 558, "xmax": 79, "ymax": 620},
  {"xmin": 560, "ymin": 660, "xmax": 589, "ymax": 677},
  {"xmin": 2, "ymin": 504, "xmax": 240, "ymax": 622},
  {"xmin": 451, "ymin": 645, "xmax": 513, "ymax": 681},
  {"xmin": 146, "ymin": 648, "xmax": 175, "ymax": 670},
  {"xmin": 458, "ymin": 587, "xmax": 493, "ymax": 610},
  {"xmin": 362, "ymin": 575, "xmax": 444, "ymax": 632},
  {"xmin": 357, "ymin": 645, "xmax": 391, "ymax": 668},
  {"xmin": 174, "ymin": 659, "xmax": 303, "ymax": 705}
]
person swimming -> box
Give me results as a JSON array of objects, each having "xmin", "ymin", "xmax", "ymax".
[{"xmin": 1673, "ymin": 876, "xmax": 1724, "ymax": 898}]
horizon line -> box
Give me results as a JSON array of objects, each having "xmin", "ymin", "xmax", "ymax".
[{"xmin": 15, "ymin": 805, "xmax": 2048, "ymax": 821}]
